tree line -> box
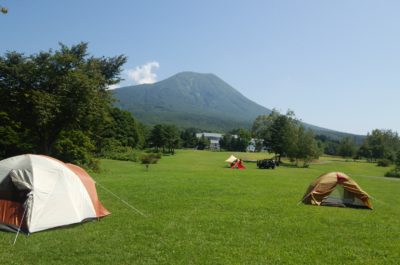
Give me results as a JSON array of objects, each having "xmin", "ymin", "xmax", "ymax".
[
  {"xmin": 1, "ymin": 43, "xmax": 399, "ymax": 171},
  {"xmin": 251, "ymin": 110, "xmax": 400, "ymax": 167}
]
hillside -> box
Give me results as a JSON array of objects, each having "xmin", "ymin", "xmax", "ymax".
[
  {"xmin": 113, "ymin": 72, "xmax": 363, "ymax": 142},
  {"xmin": 113, "ymin": 72, "xmax": 271, "ymax": 131}
]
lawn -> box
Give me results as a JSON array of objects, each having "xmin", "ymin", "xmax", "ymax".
[{"xmin": 1, "ymin": 150, "xmax": 399, "ymax": 264}]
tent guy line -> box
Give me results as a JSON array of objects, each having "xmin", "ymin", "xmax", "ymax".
[{"xmin": 94, "ymin": 181, "xmax": 148, "ymax": 218}]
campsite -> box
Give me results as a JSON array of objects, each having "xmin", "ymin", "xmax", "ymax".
[
  {"xmin": 2, "ymin": 2, "xmax": 400, "ymax": 264},
  {"xmin": 1, "ymin": 150, "xmax": 399, "ymax": 264}
]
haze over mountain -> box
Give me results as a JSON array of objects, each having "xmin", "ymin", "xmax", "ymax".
[{"xmin": 113, "ymin": 72, "xmax": 363, "ymax": 142}]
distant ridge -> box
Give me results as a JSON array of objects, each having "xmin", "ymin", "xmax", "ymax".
[{"xmin": 113, "ymin": 71, "xmax": 364, "ymax": 142}]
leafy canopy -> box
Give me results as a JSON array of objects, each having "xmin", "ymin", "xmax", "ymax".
[{"xmin": 0, "ymin": 43, "xmax": 127, "ymax": 164}]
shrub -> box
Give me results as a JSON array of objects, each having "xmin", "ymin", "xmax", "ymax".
[
  {"xmin": 98, "ymin": 139, "xmax": 138, "ymax": 162},
  {"xmin": 140, "ymin": 154, "xmax": 160, "ymax": 165},
  {"xmin": 377, "ymin": 159, "xmax": 392, "ymax": 167},
  {"xmin": 385, "ymin": 169, "xmax": 400, "ymax": 178},
  {"xmin": 101, "ymin": 147, "xmax": 138, "ymax": 162},
  {"xmin": 102, "ymin": 150, "xmax": 138, "ymax": 162},
  {"xmin": 144, "ymin": 149, "xmax": 162, "ymax": 158}
]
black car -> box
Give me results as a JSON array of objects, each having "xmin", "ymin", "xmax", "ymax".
[{"xmin": 257, "ymin": 159, "xmax": 276, "ymax": 169}]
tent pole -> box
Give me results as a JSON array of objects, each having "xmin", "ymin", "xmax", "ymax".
[{"xmin": 13, "ymin": 206, "xmax": 27, "ymax": 245}]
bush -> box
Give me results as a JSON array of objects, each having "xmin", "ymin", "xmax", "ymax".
[
  {"xmin": 140, "ymin": 154, "xmax": 160, "ymax": 165},
  {"xmin": 52, "ymin": 130, "xmax": 95, "ymax": 166},
  {"xmin": 101, "ymin": 150, "xmax": 138, "ymax": 162},
  {"xmin": 101, "ymin": 147, "xmax": 138, "ymax": 162},
  {"xmin": 377, "ymin": 159, "xmax": 392, "ymax": 167},
  {"xmin": 385, "ymin": 169, "xmax": 400, "ymax": 178},
  {"xmin": 98, "ymin": 139, "xmax": 138, "ymax": 162},
  {"xmin": 144, "ymin": 149, "xmax": 162, "ymax": 158}
]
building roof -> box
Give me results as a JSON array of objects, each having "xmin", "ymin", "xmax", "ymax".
[{"xmin": 196, "ymin": 133, "xmax": 223, "ymax": 138}]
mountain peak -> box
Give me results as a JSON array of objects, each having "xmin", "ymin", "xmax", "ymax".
[
  {"xmin": 113, "ymin": 72, "xmax": 363, "ymax": 141},
  {"xmin": 113, "ymin": 71, "xmax": 271, "ymax": 131},
  {"xmin": 169, "ymin": 71, "xmax": 218, "ymax": 79},
  {"xmin": 162, "ymin": 71, "xmax": 227, "ymax": 88}
]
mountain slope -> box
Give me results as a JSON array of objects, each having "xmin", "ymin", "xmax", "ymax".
[
  {"xmin": 113, "ymin": 72, "xmax": 272, "ymax": 131},
  {"xmin": 113, "ymin": 71, "xmax": 364, "ymax": 142}
]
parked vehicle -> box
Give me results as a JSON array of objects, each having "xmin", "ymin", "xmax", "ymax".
[{"xmin": 257, "ymin": 159, "xmax": 276, "ymax": 169}]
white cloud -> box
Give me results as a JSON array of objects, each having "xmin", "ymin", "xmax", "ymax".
[
  {"xmin": 126, "ymin": 61, "xmax": 160, "ymax": 85},
  {"xmin": 107, "ymin": 84, "xmax": 121, "ymax": 90}
]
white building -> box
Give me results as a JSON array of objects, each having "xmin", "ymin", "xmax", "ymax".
[
  {"xmin": 246, "ymin": 138, "xmax": 257, "ymax": 152},
  {"xmin": 195, "ymin": 132, "xmax": 258, "ymax": 151},
  {"xmin": 196, "ymin": 132, "xmax": 223, "ymax": 150}
]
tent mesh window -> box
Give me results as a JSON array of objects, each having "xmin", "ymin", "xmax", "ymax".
[
  {"xmin": 321, "ymin": 184, "xmax": 367, "ymax": 208},
  {"xmin": 321, "ymin": 184, "xmax": 346, "ymax": 207}
]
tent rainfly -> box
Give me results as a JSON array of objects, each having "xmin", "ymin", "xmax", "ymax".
[
  {"xmin": 225, "ymin": 155, "xmax": 238, "ymax": 164},
  {"xmin": 231, "ymin": 159, "xmax": 246, "ymax": 170},
  {"xmin": 300, "ymin": 172, "xmax": 372, "ymax": 209},
  {"xmin": 0, "ymin": 154, "xmax": 110, "ymax": 233}
]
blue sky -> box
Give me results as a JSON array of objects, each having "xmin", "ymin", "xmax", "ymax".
[{"xmin": 1, "ymin": 0, "xmax": 399, "ymax": 135}]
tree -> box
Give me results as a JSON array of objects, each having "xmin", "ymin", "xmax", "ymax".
[
  {"xmin": 251, "ymin": 110, "xmax": 320, "ymax": 165},
  {"xmin": 148, "ymin": 124, "xmax": 179, "ymax": 154},
  {"xmin": 232, "ymin": 128, "xmax": 251, "ymax": 152},
  {"xmin": 395, "ymin": 150, "xmax": 400, "ymax": 168},
  {"xmin": 149, "ymin": 124, "xmax": 166, "ymax": 152},
  {"xmin": 52, "ymin": 130, "xmax": 95, "ymax": 166},
  {"xmin": 108, "ymin": 108, "xmax": 144, "ymax": 148},
  {"xmin": 1, "ymin": 6, "xmax": 7, "ymax": 14},
  {"xmin": 296, "ymin": 126, "xmax": 320, "ymax": 166},
  {"xmin": 0, "ymin": 112, "xmax": 33, "ymax": 157},
  {"xmin": 358, "ymin": 129, "xmax": 400, "ymax": 162},
  {"xmin": 94, "ymin": 107, "xmax": 145, "ymax": 157},
  {"xmin": 197, "ymin": 135, "xmax": 210, "ymax": 150},
  {"xmin": 219, "ymin": 133, "xmax": 233, "ymax": 151},
  {"xmin": 180, "ymin": 128, "xmax": 198, "ymax": 148},
  {"xmin": 266, "ymin": 111, "xmax": 299, "ymax": 162},
  {"xmin": 315, "ymin": 134, "xmax": 339, "ymax": 155},
  {"xmin": 337, "ymin": 137, "xmax": 357, "ymax": 158},
  {"xmin": 163, "ymin": 125, "xmax": 180, "ymax": 154},
  {"xmin": 385, "ymin": 150, "xmax": 400, "ymax": 178},
  {"xmin": 218, "ymin": 129, "xmax": 251, "ymax": 152},
  {"xmin": 0, "ymin": 43, "xmax": 126, "ymax": 164},
  {"xmin": 251, "ymin": 109, "xmax": 280, "ymax": 144}
]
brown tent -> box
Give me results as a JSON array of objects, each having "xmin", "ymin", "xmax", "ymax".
[{"xmin": 301, "ymin": 172, "xmax": 372, "ymax": 209}]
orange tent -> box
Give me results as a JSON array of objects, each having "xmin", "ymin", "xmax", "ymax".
[{"xmin": 301, "ymin": 172, "xmax": 372, "ymax": 209}]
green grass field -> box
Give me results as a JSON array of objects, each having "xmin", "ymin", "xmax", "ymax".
[{"xmin": 1, "ymin": 150, "xmax": 399, "ymax": 264}]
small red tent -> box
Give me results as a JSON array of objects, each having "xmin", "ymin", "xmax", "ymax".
[{"xmin": 231, "ymin": 159, "xmax": 246, "ymax": 170}]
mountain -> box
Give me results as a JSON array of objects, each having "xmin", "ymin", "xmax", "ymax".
[
  {"xmin": 113, "ymin": 71, "xmax": 364, "ymax": 142},
  {"xmin": 113, "ymin": 72, "xmax": 272, "ymax": 131}
]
